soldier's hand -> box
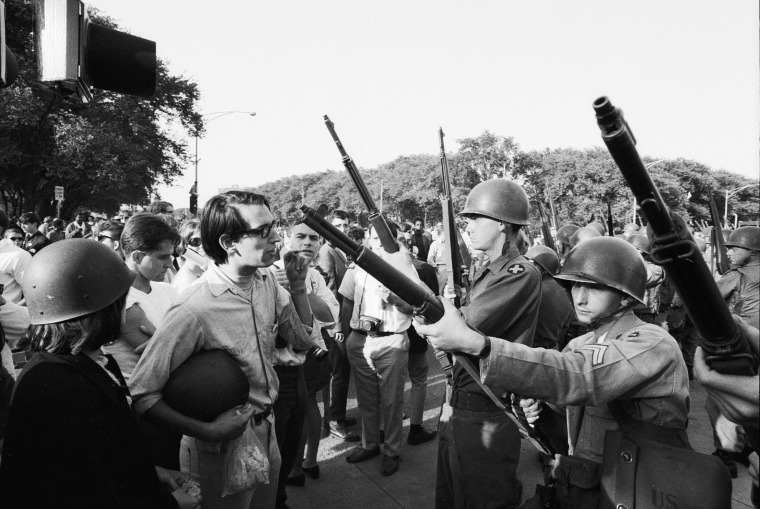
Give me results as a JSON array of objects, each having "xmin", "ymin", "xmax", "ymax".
[
  {"xmin": 519, "ymin": 398, "xmax": 543, "ymax": 425},
  {"xmin": 414, "ymin": 297, "xmax": 482, "ymax": 355},
  {"xmin": 334, "ymin": 332, "xmax": 345, "ymax": 343}
]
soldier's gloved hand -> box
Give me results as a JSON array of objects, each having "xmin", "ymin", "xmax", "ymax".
[{"xmin": 519, "ymin": 398, "xmax": 543, "ymax": 425}]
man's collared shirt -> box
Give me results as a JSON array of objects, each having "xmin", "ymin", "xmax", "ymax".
[
  {"xmin": 0, "ymin": 238, "xmax": 31, "ymax": 304},
  {"xmin": 129, "ymin": 263, "xmax": 318, "ymax": 418}
]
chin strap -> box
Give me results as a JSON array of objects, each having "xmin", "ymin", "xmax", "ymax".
[{"xmin": 582, "ymin": 302, "xmax": 637, "ymax": 331}]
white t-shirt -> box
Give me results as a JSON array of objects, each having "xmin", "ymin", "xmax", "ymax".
[
  {"xmin": 103, "ymin": 282, "xmax": 179, "ymax": 379},
  {"xmin": 0, "ymin": 239, "xmax": 32, "ymax": 304}
]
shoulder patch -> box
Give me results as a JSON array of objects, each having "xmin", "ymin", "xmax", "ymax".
[
  {"xmin": 579, "ymin": 344, "xmax": 608, "ymax": 366},
  {"xmin": 507, "ymin": 264, "xmax": 525, "ymax": 275}
]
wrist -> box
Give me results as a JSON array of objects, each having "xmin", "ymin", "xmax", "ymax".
[
  {"xmin": 290, "ymin": 285, "xmax": 307, "ymax": 295},
  {"xmin": 476, "ymin": 334, "xmax": 491, "ymax": 359}
]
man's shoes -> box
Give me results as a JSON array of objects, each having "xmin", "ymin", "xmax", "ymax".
[
  {"xmin": 302, "ymin": 464, "xmax": 320, "ymax": 479},
  {"xmin": 713, "ymin": 449, "xmax": 738, "ymax": 478},
  {"xmin": 407, "ymin": 425, "xmax": 437, "ymax": 445},
  {"xmin": 330, "ymin": 424, "xmax": 360, "ymax": 442},
  {"xmin": 381, "ymin": 455, "xmax": 400, "ymax": 476},
  {"xmin": 284, "ymin": 473, "xmax": 305, "ymax": 487},
  {"xmin": 346, "ymin": 447, "xmax": 381, "ymax": 463}
]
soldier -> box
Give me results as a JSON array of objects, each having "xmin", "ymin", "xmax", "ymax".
[
  {"xmin": 435, "ymin": 179, "xmax": 541, "ymax": 509},
  {"xmin": 524, "ymin": 245, "xmax": 573, "ymax": 351},
  {"xmin": 555, "ymin": 224, "xmax": 580, "ymax": 264},
  {"xmin": 417, "ymin": 237, "xmax": 692, "ymax": 508},
  {"xmin": 627, "ymin": 234, "xmax": 665, "ymax": 324}
]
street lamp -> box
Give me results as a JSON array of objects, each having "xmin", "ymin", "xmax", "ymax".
[
  {"xmin": 723, "ymin": 183, "xmax": 759, "ymax": 229},
  {"xmin": 192, "ymin": 111, "xmax": 256, "ymax": 212}
]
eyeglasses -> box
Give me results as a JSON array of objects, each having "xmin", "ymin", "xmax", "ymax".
[
  {"xmin": 237, "ymin": 221, "xmax": 275, "ymax": 239},
  {"xmin": 98, "ymin": 234, "xmax": 116, "ymax": 242},
  {"xmin": 188, "ymin": 237, "xmax": 202, "ymax": 248}
]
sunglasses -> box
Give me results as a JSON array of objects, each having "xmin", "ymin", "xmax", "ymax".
[
  {"xmin": 237, "ymin": 221, "xmax": 276, "ymax": 239},
  {"xmin": 188, "ymin": 237, "xmax": 202, "ymax": 248}
]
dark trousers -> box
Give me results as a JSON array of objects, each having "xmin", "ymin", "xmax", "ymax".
[
  {"xmin": 437, "ymin": 405, "xmax": 523, "ymax": 509},
  {"xmin": 274, "ymin": 365, "xmax": 307, "ymax": 507},
  {"xmin": 327, "ymin": 333, "xmax": 351, "ymax": 423}
]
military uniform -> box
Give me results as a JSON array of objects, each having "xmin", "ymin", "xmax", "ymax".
[
  {"xmin": 437, "ymin": 245, "xmax": 541, "ymax": 509},
  {"xmin": 480, "ymin": 311, "xmax": 690, "ymax": 462},
  {"xmin": 717, "ymin": 260, "xmax": 759, "ymax": 329}
]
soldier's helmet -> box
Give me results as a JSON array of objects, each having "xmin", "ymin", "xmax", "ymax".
[
  {"xmin": 525, "ymin": 245, "xmax": 560, "ymax": 275},
  {"xmin": 554, "ymin": 237, "xmax": 646, "ymax": 304},
  {"xmin": 586, "ymin": 222, "xmax": 606, "ymax": 236},
  {"xmin": 22, "ymin": 239, "xmax": 134, "ymax": 325},
  {"xmin": 556, "ymin": 224, "xmax": 580, "ymax": 246},
  {"xmin": 569, "ymin": 226, "xmax": 601, "ymax": 248},
  {"xmin": 461, "ymin": 179, "xmax": 530, "ymax": 225},
  {"xmin": 724, "ymin": 226, "xmax": 760, "ymax": 252},
  {"xmin": 627, "ymin": 233, "xmax": 651, "ymax": 255}
]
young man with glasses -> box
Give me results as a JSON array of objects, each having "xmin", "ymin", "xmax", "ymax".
[
  {"xmin": 96, "ymin": 221, "xmax": 125, "ymax": 259},
  {"xmin": 130, "ymin": 191, "xmax": 321, "ymax": 509},
  {"xmin": 172, "ymin": 219, "xmax": 208, "ymax": 294}
]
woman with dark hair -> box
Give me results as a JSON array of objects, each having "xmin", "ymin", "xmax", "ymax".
[{"xmin": 0, "ymin": 239, "xmax": 201, "ymax": 508}]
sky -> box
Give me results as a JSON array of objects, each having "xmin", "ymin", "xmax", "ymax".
[{"xmin": 87, "ymin": 0, "xmax": 760, "ymax": 209}]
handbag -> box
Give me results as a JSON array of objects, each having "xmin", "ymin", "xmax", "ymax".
[{"xmin": 599, "ymin": 401, "xmax": 732, "ymax": 509}]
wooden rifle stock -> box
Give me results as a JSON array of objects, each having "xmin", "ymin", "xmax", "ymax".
[
  {"xmin": 593, "ymin": 96, "xmax": 757, "ymax": 376},
  {"xmin": 299, "ymin": 204, "xmax": 557, "ymax": 455},
  {"xmin": 708, "ymin": 192, "xmax": 730, "ymax": 274},
  {"xmin": 323, "ymin": 115, "xmax": 398, "ymax": 253}
]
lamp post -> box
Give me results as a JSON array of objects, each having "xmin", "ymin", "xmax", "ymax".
[
  {"xmin": 192, "ymin": 111, "xmax": 256, "ymax": 212},
  {"xmin": 723, "ymin": 184, "xmax": 759, "ymax": 229}
]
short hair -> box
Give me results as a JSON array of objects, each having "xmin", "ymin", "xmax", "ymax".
[
  {"xmin": 201, "ymin": 191, "xmax": 271, "ymax": 265},
  {"xmin": 0, "ymin": 209, "xmax": 8, "ymax": 231},
  {"xmin": 28, "ymin": 291, "xmax": 128, "ymax": 355},
  {"xmin": 52, "ymin": 219, "xmax": 65, "ymax": 229},
  {"xmin": 413, "ymin": 217, "xmax": 423, "ymax": 225},
  {"xmin": 147, "ymin": 200, "xmax": 174, "ymax": 214},
  {"xmin": 347, "ymin": 226, "xmax": 365, "ymax": 243},
  {"xmin": 120, "ymin": 213, "xmax": 181, "ymax": 256},
  {"xmin": 99, "ymin": 220, "xmax": 124, "ymax": 238},
  {"xmin": 330, "ymin": 209, "xmax": 349, "ymax": 222},
  {"xmin": 4, "ymin": 227, "xmax": 23, "ymax": 238},
  {"xmin": 19, "ymin": 212, "xmax": 40, "ymax": 225}
]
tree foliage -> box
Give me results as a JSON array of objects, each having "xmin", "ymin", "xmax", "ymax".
[{"xmin": 0, "ymin": 0, "xmax": 202, "ymax": 219}]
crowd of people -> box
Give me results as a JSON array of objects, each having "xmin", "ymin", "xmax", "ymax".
[{"xmin": 0, "ymin": 183, "xmax": 757, "ymax": 509}]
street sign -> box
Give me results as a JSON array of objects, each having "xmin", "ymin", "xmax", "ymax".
[{"xmin": 54, "ymin": 186, "xmax": 64, "ymax": 201}]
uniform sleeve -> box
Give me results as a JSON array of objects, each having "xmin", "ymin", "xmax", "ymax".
[
  {"xmin": 717, "ymin": 270, "xmax": 740, "ymax": 300},
  {"xmin": 129, "ymin": 304, "xmax": 204, "ymax": 416},
  {"xmin": 461, "ymin": 265, "xmax": 541, "ymax": 342},
  {"xmin": 481, "ymin": 328, "xmax": 680, "ymax": 407},
  {"xmin": 645, "ymin": 263, "xmax": 665, "ymax": 289}
]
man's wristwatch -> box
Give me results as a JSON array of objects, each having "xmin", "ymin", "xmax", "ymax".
[{"xmin": 477, "ymin": 334, "xmax": 491, "ymax": 359}]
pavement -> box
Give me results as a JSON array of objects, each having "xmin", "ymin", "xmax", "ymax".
[{"xmin": 286, "ymin": 348, "xmax": 756, "ymax": 509}]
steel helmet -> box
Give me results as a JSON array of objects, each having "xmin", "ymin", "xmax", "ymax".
[
  {"xmin": 724, "ymin": 226, "xmax": 760, "ymax": 252},
  {"xmin": 627, "ymin": 233, "xmax": 651, "ymax": 255},
  {"xmin": 569, "ymin": 226, "xmax": 601, "ymax": 248},
  {"xmin": 555, "ymin": 237, "xmax": 646, "ymax": 304},
  {"xmin": 461, "ymin": 179, "xmax": 530, "ymax": 225},
  {"xmin": 623, "ymin": 223, "xmax": 640, "ymax": 235},
  {"xmin": 556, "ymin": 224, "xmax": 580, "ymax": 246},
  {"xmin": 586, "ymin": 222, "xmax": 606, "ymax": 236},
  {"xmin": 525, "ymin": 245, "xmax": 560, "ymax": 275},
  {"xmin": 22, "ymin": 239, "xmax": 134, "ymax": 325}
]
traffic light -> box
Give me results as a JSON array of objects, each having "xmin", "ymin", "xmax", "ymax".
[
  {"xmin": 35, "ymin": 0, "xmax": 155, "ymax": 102},
  {"xmin": 189, "ymin": 193, "xmax": 198, "ymax": 216},
  {"xmin": 1, "ymin": 0, "xmax": 19, "ymax": 88}
]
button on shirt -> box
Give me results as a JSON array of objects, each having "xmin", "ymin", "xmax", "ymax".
[{"xmin": 129, "ymin": 263, "xmax": 319, "ymax": 417}]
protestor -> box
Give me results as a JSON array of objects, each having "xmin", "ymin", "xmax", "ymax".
[
  {"xmin": 98, "ymin": 220, "xmax": 126, "ymax": 259},
  {"xmin": 172, "ymin": 219, "xmax": 208, "ymax": 294},
  {"xmin": 47, "ymin": 218, "xmax": 66, "ymax": 242},
  {"xmin": 19, "ymin": 212, "xmax": 51, "ymax": 255},
  {"xmin": 129, "ymin": 191, "xmax": 320, "ymax": 509},
  {"xmin": 3, "ymin": 228, "xmax": 25, "ymax": 250},
  {"xmin": 316, "ymin": 209, "xmax": 359, "ymax": 441},
  {"xmin": 427, "ymin": 222, "xmax": 449, "ymax": 294},
  {"xmin": 436, "ymin": 179, "xmax": 541, "ymax": 509},
  {"xmin": 416, "ymin": 236, "xmax": 693, "ymax": 509},
  {"xmin": 410, "ymin": 217, "xmax": 432, "ymax": 261},
  {"xmin": 65, "ymin": 211, "xmax": 92, "ymax": 238},
  {"xmin": 272, "ymin": 223, "xmax": 337, "ymax": 506},
  {"xmin": 37, "ymin": 215, "xmax": 53, "ymax": 236},
  {"xmin": 627, "ymin": 234, "xmax": 665, "ymax": 324},
  {"xmin": 341, "ymin": 221, "xmax": 423, "ymax": 476},
  {"xmin": 525, "ymin": 245, "xmax": 573, "ymax": 350},
  {"xmin": 0, "ymin": 210, "xmax": 31, "ymax": 305},
  {"xmin": 0, "ymin": 239, "xmax": 201, "ymax": 508}
]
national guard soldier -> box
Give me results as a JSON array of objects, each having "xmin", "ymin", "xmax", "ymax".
[
  {"xmin": 417, "ymin": 237, "xmax": 693, "ymax": 508},
  {"xmin": 555, "ymin": 224, "xmax": 580, "ymax": 264},
  {"xmin": 435, "ymin": 179, "xmax": 541, "ymax": 509}
]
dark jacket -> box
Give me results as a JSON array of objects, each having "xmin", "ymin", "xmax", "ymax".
[
  {"xmin": 0, "ymin": 351, "xmax": 178, "ymax": 509},
  {"xmin": 24, "ymin": 231, "xmax": 51, "ymax": 255}
]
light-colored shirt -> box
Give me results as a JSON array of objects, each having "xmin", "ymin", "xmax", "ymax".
[
  {"xmin": 0, "ymin": 298, "xmax": 31, "ymax": 348},
  {"xmin": 0, "ymin": 239, "xmax": 31, "ymax": 304},
  {"xmin": 129, "ymin": 263, "xmax": 319, "ymax": 418}
]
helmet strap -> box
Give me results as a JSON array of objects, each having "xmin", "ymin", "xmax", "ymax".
[{"xmin": 583, "ymin": 300, "xmax": 637, "ymax": 331}]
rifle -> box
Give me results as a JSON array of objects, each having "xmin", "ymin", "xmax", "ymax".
[
  {"xmin": 323, "ymin": 115, "xmax": 398, "ymax": 253},
  {"xmin": 535, "ymin": 195, "xmax": 557, "ymax": 252},
  {"xmin": 708, "ymin": 191, "xmax": 730, "ymax": 274},
  {"xmin": 606, "ymin": 202, "xmax": 614, "ymax": 236},
  {"xmin": 593, "ymin": 96, "xmax": 757, "ymax": 376},
  {"xmin": 546, "ymin": 189, "xmax": 558, "ymax": 230},
  {"xmin": 299, "ymin": 204, "xmax": 557, "ymax": 456}
]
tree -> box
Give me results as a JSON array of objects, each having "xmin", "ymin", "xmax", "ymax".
[
  {"xmin": 456, "ymin": 131, "xmax": 519, "ymax": 182},
  {"xmin": 0, "ymin": 1, "xmax": 202, "ymax": 219}
]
